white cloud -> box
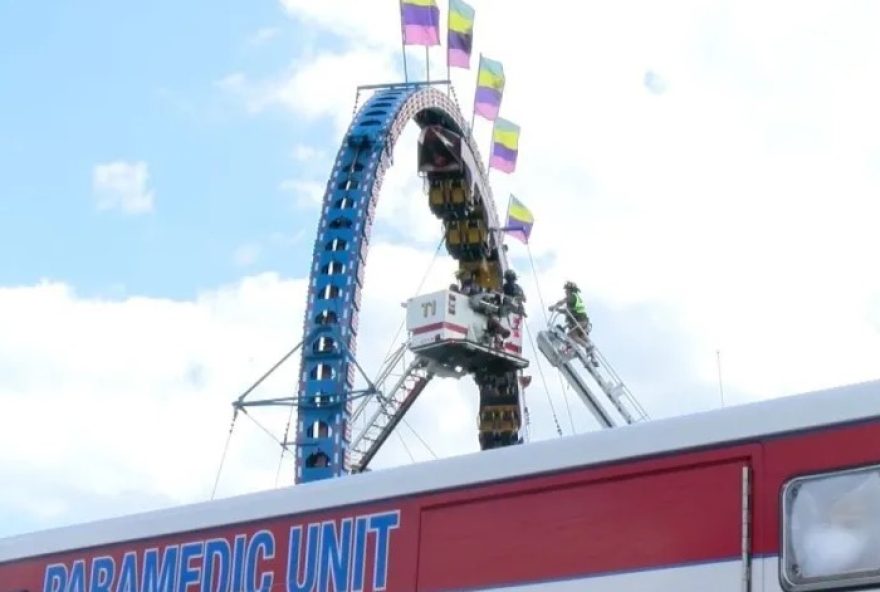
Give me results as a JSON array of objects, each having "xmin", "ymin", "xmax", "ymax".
[
  {"xmin": 374, "ymin": 122, "xmax": 448, "ymax": 245},
  {"xmin": 0, "ymin": 274, "xmax": 306, "ymax": 534},
  {"xmin": 279, "ymin": 178, "xmax": 325, "ymax": 209},
  {"xmin": 279, "ymin": 0, "xmax": 400, "ymax": 49},
  {"xmin": 269, "ymin": 49, "xmax": 399, "ymax": 131},
  {"xmin": 92, "ymin": 161, "xmax": 154, "ymax": 214},
  {"xmin": 217, "ymin": 47, "xmax": 399, "ymax": 131}
]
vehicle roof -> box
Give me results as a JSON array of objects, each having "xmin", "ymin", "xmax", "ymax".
[{"xmin": 2, "ymin": 378, "xmax": 879, "ymax": 563}]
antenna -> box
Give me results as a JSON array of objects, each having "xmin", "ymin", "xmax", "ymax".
[{"xmin": 716, "ymin": 349, "xmax": 725, "ymax": 407}]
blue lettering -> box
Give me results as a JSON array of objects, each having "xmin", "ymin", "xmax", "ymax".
[
  {"xmin": 201, "ymin": 538, "xmax": 231, "ymax": 592},
  {"xmin": 177, "ymin": 541, "xmax": 204, "ymax": 592},
  {"xmin": 286, "ymin": 524, "xmax": 319, "ymax": 592},
  {"xmin": 245, "ymin": 530, "xmax": 274, "ymax": 592},
  {"xmin": 142, "ymin": 546, "xmax": 179, "ymax": 592},
  {"xmin": 350, "ymin": 517, "xmax": 368, "ymax": 592},
  {"xmin": 231, "ymin": 535, "xmax": 246, "ymax": 592},
  {"xmin": 89, "ymin": 556, "xmax": 115, "ymax": 592},
  {"xmin": 68, "ymin": 560, "xmax": 87, "ymax": 592},
  {"xmin": 319, "ymin": 519, "xmax": 352, "ymax": 592},
  {"xmin": 43, "ymin": 564, "xmax": 68, "ymax": 592},
  {"xmin": 116, "ymin": 552, "xmax": 139, "ymax": 592},
  {"xmin": 36, "ymin": 515, "xmax": 397, "ymax": 592},
  {"xmin": 369, "ymin": 512, "xmax": 400, "ymax": 591}
]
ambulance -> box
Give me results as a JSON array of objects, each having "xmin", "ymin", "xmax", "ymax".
[{"xmin": 1, "ymin": 379, "xmax": 879, "ymax": 592}]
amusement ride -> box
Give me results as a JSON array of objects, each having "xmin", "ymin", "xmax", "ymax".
[{"xmin": 224, "ymin": 1, "xmax": 651, "ymax": 487}]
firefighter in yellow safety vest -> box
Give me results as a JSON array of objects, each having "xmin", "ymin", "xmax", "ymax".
[{"xmin": 551, "ymin": 281, "xmax": 593, "ymax": 351}]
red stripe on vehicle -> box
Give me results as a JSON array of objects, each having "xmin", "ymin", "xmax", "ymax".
[{"xmin": 412, "ymin": 321, "xmax": 468, "ymax": 335}]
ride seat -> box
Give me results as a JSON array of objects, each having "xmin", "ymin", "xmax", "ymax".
[
  {"xmin": 429, "ymin": 185, "xmax": 444, "ymax": 208},
  {"xmin": 451, "ymin": 184, "xmax": 466, "ymax": 205}
]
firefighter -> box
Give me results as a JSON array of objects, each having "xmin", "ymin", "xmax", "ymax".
[
  {"xmin": 502, "ymin": 269, "xmax": 526, "ymax": 316},
  {"xmin": 551, "ymin": 281, "xmax": 595, "ymax": 362}
]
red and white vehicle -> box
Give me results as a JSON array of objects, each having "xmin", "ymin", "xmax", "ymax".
[
  {"xmin": 2, "ymin": 379, "xmax": 880, "ymax": 592},
  {"xmin": 406, "ymin": 289, "xmax": 527, "ymax": 374}
]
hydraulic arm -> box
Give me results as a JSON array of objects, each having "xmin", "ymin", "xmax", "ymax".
[{"xmin": 537, "ymin": 310, "xmax": 648, "ymax": 429}]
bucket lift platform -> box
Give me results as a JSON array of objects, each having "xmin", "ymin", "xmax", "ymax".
[{"xmin": 405, "ymin": 289, "xmax": 528, "ymax": 377}]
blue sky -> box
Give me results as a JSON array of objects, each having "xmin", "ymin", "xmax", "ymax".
[
  {"xmin": 0, "ymin": 0, "xmax": 329, "ymax": 298},
  {"xmin": 1, "ymin": 0, "xmax": 880, "ymax": 540}
]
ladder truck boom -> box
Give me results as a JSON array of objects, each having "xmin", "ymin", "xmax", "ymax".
[
  {"xmin": 537, "ymin": 309, "xmax": 648, "ymax": 429},
  {"xmin": 537, "ymin": 327, "xmax": 616, "ymax": 428}
]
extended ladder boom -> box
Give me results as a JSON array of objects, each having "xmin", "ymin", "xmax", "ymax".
[
  {"xmin": 537, "ymin": 312, "xmax": 648, "ymax": 429},
  {"xmin": 349, "ymin": 357, "xmax": 434, "ymax": 473}
]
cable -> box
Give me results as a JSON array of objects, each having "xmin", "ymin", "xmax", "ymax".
[
  {"xmin": 211, "ymin": 410, "xmax": 238, "ymax": 500},
  {"xmin": 241, "ymin": 409, "xmax": 288, "ymax": 450},
  {"xmin": 525, "ymin": 244, "xmax": 552, "ymax": 326},
  {"xmin": 395, "ymin": 430, "xmax": 416, "ymax": 463},
  {"xmin": 275, "ymin": 403, "xmax": 296, "ymax": 488},
  {"xmin": 524, "ymin": 321, "xmax": 563, "ymax": 437},
  {"xmin": 524, "ymin": 244, "xmax": 577, "ymax": 434},
  {"xmin": 402, "ymin": 418, "xmax": 438, "ymax": 459},
  {"xmin": 559, "ymin": 379, "xmax": 577, "ymax": 434},
  {"xmin": 377, "ymin": 233, "xmax": 446, "ymax": 369}
]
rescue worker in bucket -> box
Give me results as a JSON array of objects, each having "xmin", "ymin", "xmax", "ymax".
[
  {"xmin": 550, "ymin": 281, "xmax": 595, "ymax": 362},
  {"xmin": 502, "ymin": 269, "xmax": 526, "ymax": 316}
]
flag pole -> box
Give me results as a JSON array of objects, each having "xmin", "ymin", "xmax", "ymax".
[
  {"xmin": 487, "ymin": 117, "xmax": 496, "ymax": 177},
  {"xmin": 446, "ymin": 15, "xmax": 452, "ymax": 96},
  {"xmin": 445, "ymin": 5, "xmax": 451, "ymax": 95},
  {"xmin": 399, "ymin": 1, "xmax": 409, "ymax": 82},
  {"xmin": 470, "ymin": 52, "xmax": 482, "ymax": 137}
]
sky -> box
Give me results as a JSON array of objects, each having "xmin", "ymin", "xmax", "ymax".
[{"xmin": 2, "ymin": 0, "xmax": 880, "ymax": 538}]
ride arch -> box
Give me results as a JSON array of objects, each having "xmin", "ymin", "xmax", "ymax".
[{"xmin": 296, "ymin": 83, "xmax": 517, "ymax": 484}]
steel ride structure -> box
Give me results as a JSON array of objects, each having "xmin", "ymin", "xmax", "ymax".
[{"xmin": 295, "ymin": 82, "xmax": 530, "ymax": 483}]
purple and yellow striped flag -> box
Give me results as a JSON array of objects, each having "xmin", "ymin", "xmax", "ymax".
[
  {"xmin": 505, "ymin": 195, "xmax": 534, "ymax": 244},
  {"xmin": 400, "ymin": 0, "xmax": 440, "ymax": 46},
  {"xmin": 448, "ymin": 0, "xmax": 475, "ymax": 69},
  {"xmin": 474, "ymin": 55, "xmax": 504, "ymax": 120},
  {"xmin": 489, "ymin": 117, "xmax": 520, "ymax": 174}
]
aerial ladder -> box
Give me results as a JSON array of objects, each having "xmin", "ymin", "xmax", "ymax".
[
  {"xmin": 348, "ymin": 352, "xmax": 434, "ymax": 473},
  {"xmin": 537, "ymin": 306, "xmax": 648, "ymax": 428}
]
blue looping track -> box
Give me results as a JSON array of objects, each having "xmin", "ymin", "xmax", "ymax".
[{"xmin": 295, "ymin": 84, "xmax": 507, "ymax": 484}]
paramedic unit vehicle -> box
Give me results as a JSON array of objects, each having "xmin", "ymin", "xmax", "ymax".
[{"xmin": 1, "ymin": 379, "xmax": 880, "ymax": 592}]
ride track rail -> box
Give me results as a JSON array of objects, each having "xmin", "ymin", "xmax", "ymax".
[{"xmin": 295, "ymin": 82, "xmax": 523, "ymax": 483}]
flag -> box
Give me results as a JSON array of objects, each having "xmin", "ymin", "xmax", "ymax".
[
  {"xmin": 505, "ymin": 195, "xmax": 534, "ymax": 244},
  {"xmin": 474, "ymin": 55, "xmax": 505, "ymax": 120},
  {"xmin": 447, "ymin": 0, "xmax": 475, "ymax": 69},
  {"xmin": 400, "ymin": 0, "xmax": 441, "ymax": 46},
  {"xmin": 489, "ymin": 117, "xmax": 520, "ymax": 173}
]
